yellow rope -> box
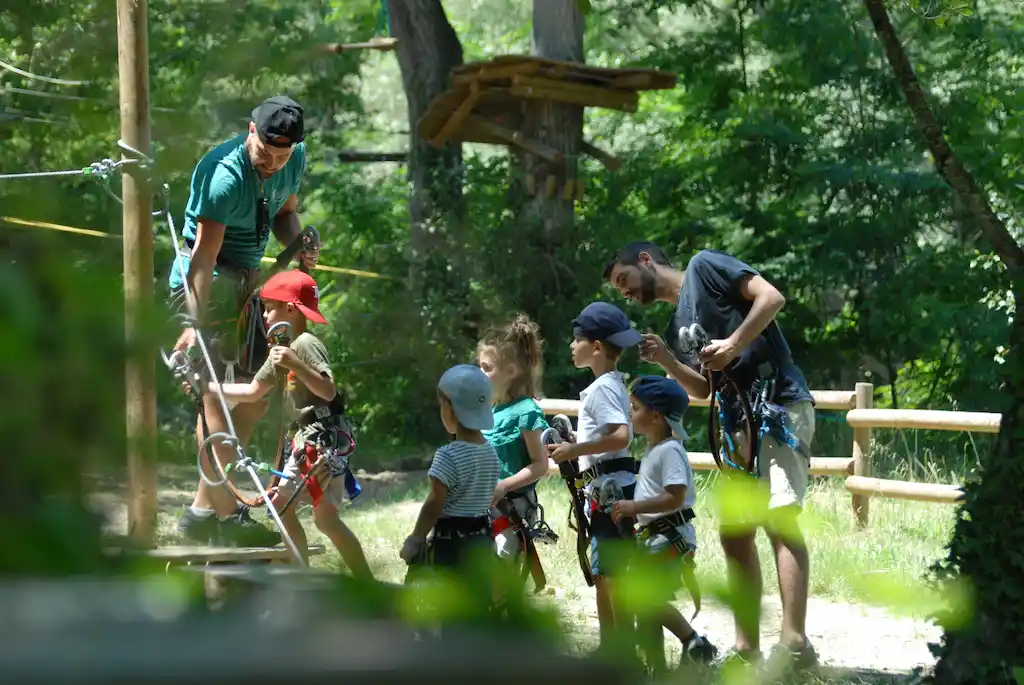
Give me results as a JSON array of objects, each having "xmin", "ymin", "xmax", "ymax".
[{"xmin": 0, "ymin": 215, "xmax": 393, "ymax": 280}]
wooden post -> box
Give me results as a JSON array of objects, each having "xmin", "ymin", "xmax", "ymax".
[
  {"xmin": 851, "ymin": 382, "xmax": 874, "ymax": 527},
  {"xmin": 117, "ymin": 0, "xmax": 157, "ymax": 547}
]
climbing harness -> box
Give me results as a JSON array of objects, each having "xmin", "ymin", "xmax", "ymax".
[
  {"xmin": 274, "ymin": 412, "xmax": 358, "ymax": 518},
  {"xmin": 635, "ymin": 509, "xmax": 702, "ymax": 620},
  {"xmin": 679, "ymin": 323, "xmax": 811, "ymax": 478},
  {"xmin": 542, "ymin": 416, "xmax": 595, "ymax": 587},
  {"xmin": 491, "ymin": 493, "xmax": 558, "ymax": 593}
]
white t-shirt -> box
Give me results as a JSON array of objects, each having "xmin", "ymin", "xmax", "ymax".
[
  {"xmin": 634, "ymin": 438, "xmax": 696, "ymax": 549},
  {"xmin": 576, "ymin": 371, "xmax": 635, "ymax": 493}
]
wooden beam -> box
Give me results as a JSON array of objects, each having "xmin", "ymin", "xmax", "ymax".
[
  {"xmin": 844, "ymin": 476, "xmax": 964, "ymax": 504},
  {"xmin": 846, "ymin": 408, "xmax": 1002, "ymax": 433},
  {"xmin": 466, "ymin": 115, "xmax": 564, "ymax": 163},
  {"xmin": 580, "ymin": 140, "xmax": 620, "ymax": 171},
  {"xmin": 430, "ymin": 82, "xmax": 481, "ymax": 149},
  {"xmin": 451, "ymin": 61, "xmax": 540, "ymax": 86},
  {"xmin": 539, "ymin": 389, "xmax": 858, "ymax": 417},
  {"xmin": 318, "ymin": 37, "xmax": 398, "ymax": 54},
  {"xmin": 547, "ymin": 455, "xmax": 854, "ymax": 479},
  {"xmin": 116, "ymin": 0, "xmax": 157, "ymax": 549},
  {"xmin": 851, "ymin": 382, "xmax": 873, "ymax": 527},
  {"xmin": 122, "ymin": 545, "xmax": 326, "ymax": 564},
  {"xmin": 510, "ymin": 75, "xmax": 639, "ymax": 111}
]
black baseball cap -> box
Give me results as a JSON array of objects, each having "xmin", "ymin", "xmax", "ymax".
[
  {"xmin": 251, "ymin": 95, "xmax": 304, "ymax": 147},
  {"xmin": 572, "ymin": 301, "xmax": 643, "ymax": 347}
]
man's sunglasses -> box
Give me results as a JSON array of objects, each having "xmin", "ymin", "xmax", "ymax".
[{"xmin": 256, "ymin": 197, "xmax": 270, "ymax": 247}]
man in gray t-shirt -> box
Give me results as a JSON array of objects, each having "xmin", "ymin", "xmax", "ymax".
[{"xmin": 603, "ymin": 241, "xmax": 818, "ymax": 674}]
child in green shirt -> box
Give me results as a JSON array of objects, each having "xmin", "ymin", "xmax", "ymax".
[{"xmin": 476, "ymin": 314, "xmax": 553, "ymax": 566}]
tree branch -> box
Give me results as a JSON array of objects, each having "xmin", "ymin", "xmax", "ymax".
[{"xmin": 862, "ymin": 0, "xmax": 1024, "ymax": 276}]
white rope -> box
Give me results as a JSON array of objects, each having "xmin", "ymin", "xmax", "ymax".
[{"xmin": 0, "ymin": 58, "xmax": 89, "ymax": 86}]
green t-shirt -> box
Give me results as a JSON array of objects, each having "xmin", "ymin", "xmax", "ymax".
[
  {"xmin": 253, "ymin": 331, "xmax": 333, "ymax": 420},
  {"xmin": 168, "ymin": 134, "xmax": 306, "ymax": 290},
  {"xmin": 483, "ymin": 396, "xmax": 549, "ymax": 492}
]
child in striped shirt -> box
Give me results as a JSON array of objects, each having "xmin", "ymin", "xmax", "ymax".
[{"xmin": 400, "ymin": 364, "xmax": 502, "ymax": 574}]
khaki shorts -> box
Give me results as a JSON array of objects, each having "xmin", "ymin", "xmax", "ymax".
[
  {"xmin": 712, "ymin": 400, "xmax": 815, "ymax": 532},
  {"xmin": 167, "ymin": 258, "xmax": 265, "ymax": 380}
]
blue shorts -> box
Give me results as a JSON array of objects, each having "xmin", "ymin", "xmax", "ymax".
[{"xmin": 587, "ymin": 481, "xmax": 636, "ymax": 578}]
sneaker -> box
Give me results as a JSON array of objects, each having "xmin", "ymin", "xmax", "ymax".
[
  {"xmin": 712, "ymin": 647, "xmax": 762, "ymax": 674},
  {"xmin": 680, "ymin": 633, "xmax": 718, "ymax": 664},
  {"xmin": 176, "ymin": 507, "xmax": 220, "ymax": 544},
  {"xmin": 763, "ymin": 638, "xmax": 819, "ymax": 679},
  {"xmin": 215, "ymin": 505, "xmax": 282, "ymax": 547}
]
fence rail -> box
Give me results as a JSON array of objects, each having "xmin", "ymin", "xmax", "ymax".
[{"xmin": 539, "ymin": 381, "xmax": 984, "ymax": 526}]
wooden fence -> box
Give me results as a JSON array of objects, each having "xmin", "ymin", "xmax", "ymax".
[{"xmin": 538, "ymin": 382, "xmax": 1000, "ymax": 527}]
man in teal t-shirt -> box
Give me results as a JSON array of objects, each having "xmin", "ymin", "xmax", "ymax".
[{"xmin": 169, "ymin": 95, "xmax": 319, "ymax": 547}]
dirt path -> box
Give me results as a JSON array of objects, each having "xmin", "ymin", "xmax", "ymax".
[
  {"xmin": 86, "ymin": 465, "xmax": 940, "ymax": 678},
  {"xmin": 544, "ymin": 585, "xmax": 939, "ymax": 675}
]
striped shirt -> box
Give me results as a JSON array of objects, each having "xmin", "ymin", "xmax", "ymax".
[{"xmin": 428, "ymin": 440, "xmax": 501, "ymax": 518}]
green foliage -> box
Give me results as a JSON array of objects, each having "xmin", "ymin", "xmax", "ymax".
[{"xmin": 1, "ymin": 0, "xmax": 1018, "ymax": 464}]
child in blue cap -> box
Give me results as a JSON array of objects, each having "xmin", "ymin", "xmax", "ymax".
[
  {"xmin": 547, "ymin": 301, "xmax": 643, "ymax": 651},
  {"xmin": 612, "ymin": 375, "xmax": 718, "ymax": 671},
  {"xmin": 400, "ymin": 364, "xmax": 502, "ymax": 577}
]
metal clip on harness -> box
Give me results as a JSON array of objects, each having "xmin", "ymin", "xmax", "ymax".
[{"xmin": 542, "ymin": 416, "xmax": 594, "ymax": 587}]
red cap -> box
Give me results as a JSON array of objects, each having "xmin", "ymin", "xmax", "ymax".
[{"xmin": 260, "ymin": 270, "xmax": 327, "ymax": 324}]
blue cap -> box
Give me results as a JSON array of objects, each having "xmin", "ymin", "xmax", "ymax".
[
  {"xmin": 572, "ymin": 302, "xmax": 643, "ymax": 348},
  {"xmin": 631, "ymin": 375, "xmax": 689, "ymax": 440},
  {"xmin": 438, "ymin": 364, "xmax": 494, "ymax": 430}
]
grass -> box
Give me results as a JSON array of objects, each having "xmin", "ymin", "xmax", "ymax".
[
  {"xmin": 134, "ymin": 464, "xmax": 955, "ymax": 673},
  {"xmin": 165, "ymin": 472, "xmax": 948, "ymax": 608}
]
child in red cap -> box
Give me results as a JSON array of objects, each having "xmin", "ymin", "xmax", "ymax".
[{"xmin": 208, "ymin": 269, "xmax": 372, "ymax": 579}]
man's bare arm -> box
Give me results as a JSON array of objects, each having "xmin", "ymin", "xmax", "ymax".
[
  {"xmin": 186, "ymin": 218, "xmax": 226, "ymax": 322},
  {"xmin": 271, "ymin": 193, "xmax": 301, "ymax": 245},
  {"xmin": 729, "ymin": 274, "xmax": 786, "ymax": 351}
]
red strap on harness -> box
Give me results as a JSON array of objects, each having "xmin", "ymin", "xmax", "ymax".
[
  {"xmin": 491, "ymin": 515, "xmax": 513, "ymax": 536},
  {"xmin": 299, "ymin": 442, "xmax": 325, "ymax": 508}
]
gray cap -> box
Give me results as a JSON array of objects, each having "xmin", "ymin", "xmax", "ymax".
[{"xmin": 438, "ymin": 364, "xmax": 494, "ymax": 431}]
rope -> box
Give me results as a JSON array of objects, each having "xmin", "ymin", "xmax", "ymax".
[
  {"xmin": 0, "ymin": 216, "xmax": 394, "ymax": 280},
  {"xmin": 0, "ymin": 158, "xmax": 133, "ymax": 181},
  {"xmin": 0, "ymin": 58, "xmax": 89, "ymax": 86}
]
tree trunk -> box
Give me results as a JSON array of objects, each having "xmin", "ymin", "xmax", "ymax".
[
  {"xmin": 387, "ymin": 0, "xmax": 463, "ymax": 272},
  {"xmin": 520, "ymin": 0, "xmax": 585, "ymax": 236},
  {"xmin": 515, "ymin": 0, "xmax": 586, "ymax": 359},
  {"xmin": 860, "ymin": 2, "xmax": 1024, "ymax": 683}
]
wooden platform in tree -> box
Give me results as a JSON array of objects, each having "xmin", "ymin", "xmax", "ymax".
[
  {"xmin": 419, "ymin": 56, "xmax": 675, "ymax": 148},
  {"xmin": 417, "ymin": 55, "xmax": 676, "ymax": 197}
]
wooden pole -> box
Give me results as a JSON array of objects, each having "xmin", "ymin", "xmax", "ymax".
[
  {"xmin": 117, "ymin": 0, "xmax": 157, "ymax": 547},
  {"xmin": 851, "ymin": 382, "xmax": 874, "ymax": 527}
]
